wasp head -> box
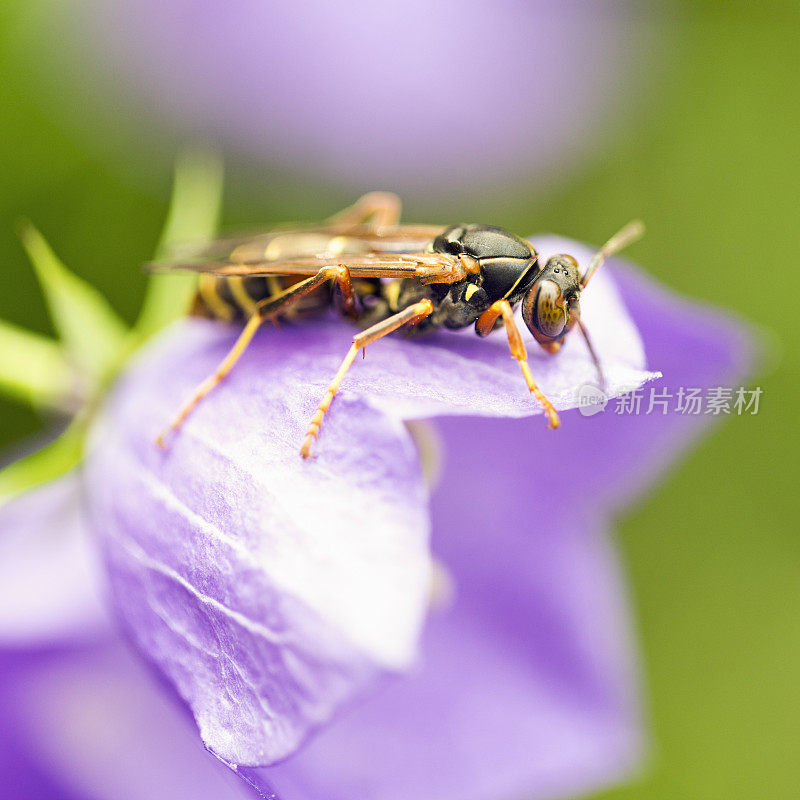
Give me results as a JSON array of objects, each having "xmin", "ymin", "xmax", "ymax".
[
  {"xmin": 521, "ymin": 221, "xmax": 645, "ymax": 352},
  {"xmin": 521, "ymin": 255, "xmax": 581, "ymax": 351}
]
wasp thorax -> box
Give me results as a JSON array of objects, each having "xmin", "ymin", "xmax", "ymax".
[
  {"xmin": 432, "ymin": 224, "xmax": 533, "ymax": 262},
  {"xmin": 432, "ymin": 224, "xmax": 539, "ymax": 307}
]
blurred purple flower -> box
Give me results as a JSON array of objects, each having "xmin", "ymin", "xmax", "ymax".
[
  {"xmin": 0, "ymin": 475, "xmax": 110, "ymax": 647},
  {"xmin": 0, "ymin": 242, "xmax": 754, "ymax": 800},
  {"xmin": 71, "ymin": 1, "xmax": 644, "ymax": 189}
]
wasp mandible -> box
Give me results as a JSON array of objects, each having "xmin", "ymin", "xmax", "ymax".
[{"xmin": 152, "ymin": 192, "xmax": 643, "ymax": 457}]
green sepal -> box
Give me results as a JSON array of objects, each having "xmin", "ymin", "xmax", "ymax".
[
  {"xmin": 17, "ymin": 221, "xmax": 128, "ymax": 384},
  {"xmin": 0, "ymin": 419, "xmax": 85, "ymax": 505},
  {"xmin": 1, "ymin": 150, "xmax": 224, "ymax": 506},
  {"xmin": 133, "ymin": 147, "xmax": 223, "ymax": 342},
  {"xmin": 0, "ymin": 319, "xmax": 78, "ymax": 410}
]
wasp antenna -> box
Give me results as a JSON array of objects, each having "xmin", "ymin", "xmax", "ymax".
[{"xmin": 580, "ymin": 219, "xmax": 645, "ymax": 289}]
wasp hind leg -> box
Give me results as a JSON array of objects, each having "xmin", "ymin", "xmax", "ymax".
[
  {"xmin": 476, "ymin": 300, "xmax": 560, "ymax": 429},
  {"xmin": 326, "ymin": 191, "xmax": 402, "ymax": 230},
  {"xmin": 300, "ymin": 299, "xmax": 433, "ymax": 458},
  {"xmin": 156, "ymin": 266, "xmax": 356, "ymax": 448}
]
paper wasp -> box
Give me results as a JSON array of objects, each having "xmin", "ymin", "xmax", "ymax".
[{"xmin": 152, "ymin": 192, "xmax": 643, "ymax": 457}]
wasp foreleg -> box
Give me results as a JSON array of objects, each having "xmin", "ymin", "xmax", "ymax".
[
  {"xmin": 576, "ymin": 318, "xmax": 605, "ymax": 390},
  {"xmin": 476, "ymin": 300, "xmax": 560, "ymax": 429},
  {"xmin": 300, "ymin": 299, "xmax": 434, "ymax": 458}
]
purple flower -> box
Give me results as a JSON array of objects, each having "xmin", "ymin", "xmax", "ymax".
[
  {"xmin": 70, "ymin": 1, "xmax": 645, "ymax": 190},
  {"xmin": 0, "ymin": 240, "xmax": 754, "ymax": 800}
]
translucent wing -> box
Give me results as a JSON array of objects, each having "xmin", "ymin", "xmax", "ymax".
[
  {"xmin": 148, "ymin": 223, "xmax": 464, "ymax": 283},
  {"xmin": 159, "ymin": 222, "xmax": 445, "ymax": 265},
  {"xmin": 150, "ymin": 251, "xmax": 468, "ymax": 285}
]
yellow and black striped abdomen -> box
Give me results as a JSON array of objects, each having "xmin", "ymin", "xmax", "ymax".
[{"xmin": 192, "ymin": 274, "xmax": 331, "ymax": 323}]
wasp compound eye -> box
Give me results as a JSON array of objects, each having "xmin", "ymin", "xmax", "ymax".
[{"xmin": 522, "ymin": 279, "xmax": 567, "ymax": 340}]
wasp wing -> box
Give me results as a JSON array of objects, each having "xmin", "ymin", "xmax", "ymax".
[
  {"xmin": 148, "ymin": 251, "xmax": 467, "ymax": 285},
  {"xmin": 156, "ymin": 222, "xmax": 446, "ymax": 268}
]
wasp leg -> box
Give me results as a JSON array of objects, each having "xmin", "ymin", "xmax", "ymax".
[
  {"xmin": 156, "ymin": 266, "xmax": 355, "ymax": 448},
  {"xmin": 325, "ymin": 191, "xmax": 402, "ymax": 230},
  {"xmin": 155, "ymin": 311, "xmax": 263, "ymax": 448},
  {"xmin": 476, "ymin": 300, "xmax": 560, "ymax": 429},
  {"xmin": 576, "ymin": 319, "xmax": 605, "ymax": 390},
  {"xmin": 300, "ymin": 298, "xmax": 434, "ymax": 458},
  {"xmin": 257, "ymin": 265, "xmax": 356, "ymax": 319}
]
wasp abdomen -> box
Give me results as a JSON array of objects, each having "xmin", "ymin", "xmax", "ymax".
[{"xmin": 193, "ymin": 274, "xmax": 330, "ymax": 322}]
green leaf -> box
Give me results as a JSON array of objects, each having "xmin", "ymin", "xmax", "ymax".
[
  {"xmin": 17, "ymin": 221, "xmax": 128, "ymax": 383},
  {"xmin": 0, "ymin": 319, "xmax": 78, "ymax": 410},
  {"xmin": 0, "ymin": 420, "xmax": 84, "ymax": 505},
  {"xmin": 133, "ymin": 147, "xmax": 223, "ymax": 341}
]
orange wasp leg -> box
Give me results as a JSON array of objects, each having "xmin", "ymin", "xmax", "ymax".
[
  {"xmin": 156, "ymin": 266, "xmax": 355, "ymax": 448},
  {"xmin": 300, "ymin": 298, "xmax": 434, "ymax": 458},
  {"xmin": 258, "ymin": 264, "xmax": 357, "ymax": 319},
  {"xmin": 325, "ymin": 191, "xmax": 402, "ymax": 230},
  {"xmin": 476, "ymin": 300, "xmax": 560, "ymax": 429}
]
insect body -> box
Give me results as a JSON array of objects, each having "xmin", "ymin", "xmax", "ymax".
[{"xmin": 154, "ymin": 192, "xmax": 643, "ymax": 457}]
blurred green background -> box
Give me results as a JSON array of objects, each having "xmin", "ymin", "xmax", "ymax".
[{"xmin": 0, "ymin": 2, "xmax": 797, "ymax": 798}]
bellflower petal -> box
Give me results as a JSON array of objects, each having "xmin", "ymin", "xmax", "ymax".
[
  {"xmin": 83, "ymin": 236, "xmax": 658, "ymax": 772},
  {"xmin": 254, "ymin": 517, "xmax": 640, "ymax": 800},
  {"xmin": 0, "ymin": 474, "xmax": 110, "ymax": 646},
  {"xmin": 237, "ymin": 262, "xmax": 756, "ymax": 800},
  {"xmin": 0, "ymin": 251, "xmax": 754, "ymax": 800},
  {"xmin": 0, "ymin": 642, "xmax": 254, "ymax": 800},
  {"xmin": 598, "ymin": 262, "xmax": 757, "ymax": 508},
  {"xmin": 85, "ymin": 330, "xmax": 433, "ymax": 766}
]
